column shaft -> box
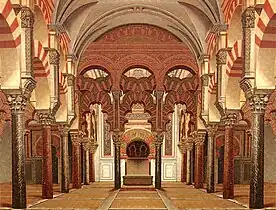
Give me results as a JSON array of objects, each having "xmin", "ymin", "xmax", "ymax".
[
  {"xmin": 114, "ymin": 143, "xmax": 121, "ymax": 189},
  {"xmin": 72, "ymin": 142, "xmax": 81, "ymax": 188},
  {"xmin": 84, "ymin": 149, "xmax": 90, "ymax": 185},
  {"xmin": 61, "ymin": 130, "xmax": 69, "ymax": 193},
  {"xmin": 11, "ymin": 111, "xmax": 26, "ymax": 208},
  {"xmin": 195, "ymin": 144, "xmax": 204, "ymax": 188},
  {"xmin": 89, "ymin": 153, "xmax": 95, "ymax": 182},
  {"xmin": 42, "ymin": 125, "xmax": 53, "ymax": 198},
  {"xmin": 250, "ymin": 112, "xmax": 264, "ymax": 208},
  {"xmin": 207, "ymin": 130, "xmax": 215, "ymax": 193},
  {"xmin": 186, "ymin": 150, "xmax": 192, "ymax": 185},
  {"xmin": 223, "ymin": 125, "xmax": 234, "ymax": 199},
  {"xmin": 155, "ymin": 144, "xmax": 162, "ymax": 189},
  {"xmin": 181, "ymin": 152, "xmax": 187, "ymax": 182}
]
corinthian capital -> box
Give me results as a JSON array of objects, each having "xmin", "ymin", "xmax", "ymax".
[
  {"xmin": 221, "ymin": 112, "xmax": 237, "ymax": 127},
  {"xmin": 39, "ymin": 112, "xmax": 54, "ymax": 126},
  {"xmin": 242, "ymin": 7, "xmax": 256, "ymax": 28},
  {"xmin": 206, "ymin": 124, "xmax": 218, "ymax": 137},
  {"xmin": 20, "ymin": 6, "xmax": 34, "ymax": 28},
  {"xmin": 250, "ymin": 93, "xmax": 270, "ymax": 113},
  {"xmin": 7, "ymin": 94, "xmax": 27, "ymax": 114}
]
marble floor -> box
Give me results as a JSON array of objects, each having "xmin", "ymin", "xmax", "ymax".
[{"xmin": 0, "ymin": 182, "xmax": 275, "ymax": 209}]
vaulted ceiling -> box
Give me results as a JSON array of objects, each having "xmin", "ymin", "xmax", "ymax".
[{"xmin": 53, "ymin": 0, "xmax": 223, "ymax": 57}]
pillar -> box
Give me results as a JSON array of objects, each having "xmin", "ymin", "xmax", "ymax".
[
  {"xmin": 39, "ymin": 112, "xmax": 54, "ymax": 199},
  {"xmin": 222, "ymin": 113, "xmax": 237, "ymax": 199},
  {"xmin": 249, "ymin": 93, "xmax": 270, "ymax": 209},
  {"xmin": 83, "ymin": 141, "xmax": 90, "ymax": 185},
  {"xmin": 113, "ymin": 130, "xmax": 121, "ymax": 189},
  {"xmin": 60, "ymin": 124, "xmax": 70, "ymax": 193},
  {"xmin": 195, "ymin": 132, "xmax": 205, "ymax": 189},
  {"xmin": 186, "ymin": 142, "xmax": 193, "ymax": 185},
  {"xmin": 89, "ymin": 143, "xmax": 97, "ymax": 182},
  {"xmin": 181, "ymin": 152, "xmax": 187, "ymax": 182},
  {"xmin": 206, "ymin": 125, "xmax": 217, "ymax": 193},
  {"xmin": 7, "ymin": 94, "xmax": 27, "ymax": 208},
  {"xmin": 71, "ymin": 131, "xmax": 81, "ymax": 189},
  {"xmin": 155, "ymin": 132, "xmax": 163, "ymax": 189}
]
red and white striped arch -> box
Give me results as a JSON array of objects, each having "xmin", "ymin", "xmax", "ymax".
[
  {"xmin": 34, "ymin": 0, "xmax": 53, "ymax": 24},
  {"xmin": 205, "ymin": 30, "xmax": 217, "ymax": 58},
  {"xmin": 221, "ymin": 0, "xmax": 242, "ymax": 24},
  {"xmin": 208, "ymin": 73, "xmax": 217, "ymax": 94},
  {"xmin": 0, "ymin": 0, "xmax": 20, "ymax": 48},
  {"xmin": 33, "ymin": 40, "xmax": 50, "ymax": 77},
  {"xmin": 59, "ymin": 70, "xmax": 67, "ymax": 94},
  {"xmin": 226, "ymin": 40, "xmax": 243, "ymax": 77},
  {"xmin": 59, "ymin": 32, "xmax": 71, "ymax": 55},
  {"xmin": 255, "ymin": 0, "xmax": 276, "ymax": 48}
]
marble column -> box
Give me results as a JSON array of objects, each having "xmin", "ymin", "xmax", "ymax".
[
  {"xmin": 178, "ymin": 142, "xmax": 187, "ymax": 183},
  {"xmin": 39, "ymin": 112, "xmax": 54, "ymax": 199},
  {"xmin": 155, "ymin": 132, "xmax": 163, "ymax": 189},
  {"xmin": 89, "ymin": 143, "xmax": 97, "ymax": 182},
  {"xmin": 71, "ymin": 131, "xmax": 81, "ymax": 189},
  {"xmin": 83, "ymin": 141, "xmax": 90, "ymax": 185},
  {"xmin": 113, "ymin": 130, "xmax": 121, "ymax": 189},
  {"xmin": 7, "ymin": 94, "xmax": 27, "ymax": 209},
  {"xmin": 249, "ymin": 93, "xmax": 269, "ymax": 209},
  {"xmin": 60, "ymin": 124, "xmax": 70, "ymax": 193},
  {"xmin": 222, "ymin": 114, "xmax": 237, "ymax": 199},
  {"xmin": 182, "ymin": 152, "xmax": 187, "ymax": 182},
  {"xmin": 186, "ymin": 142, "xmax": 193, "ymax": 185},
  {"xmin": 195, "ymin": 132, "xmax": 205, "ymax": 189},
  {"xmin": 206, "ymin": 125, "xmax": 217, "ymax": 193}
]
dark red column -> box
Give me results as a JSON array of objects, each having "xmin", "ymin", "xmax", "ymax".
[
  {"xmin": 39, "ymin": 113, "xmax": 54, "ymax": 199},
  {"xmin": 71, "ymin": 131, "xmax": 81, "ymax": 189},
  {"xmin": 89, "ymin": 152, "xmax": 95, "ymax": 182},
  {"xmin": 195, "ymin": 132, "xmax": 205, "ymax": 189},
  {"xmin": 181, "ymin": 152, "xmax": 187, "ymax": 182},
  {"xmin": 223, "ymin": 114, "xmax": 236, "ymax": 199}
]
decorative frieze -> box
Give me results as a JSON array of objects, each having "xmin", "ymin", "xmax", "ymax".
[
  {"xmin": 165, "ymin": 121, "xmax": 172, "ymax": 156},
  {"xmin": 104, "ymin": 121, "xmax": 111, "ymax": 156}
]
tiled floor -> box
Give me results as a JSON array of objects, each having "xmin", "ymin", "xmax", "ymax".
[
  {"xmin": 162, "ymin": 182, "xmax": 245, "ymax": 209},
  {"xmin": 214, "ymin": 183, "xmax": 276, "ymax": 208},
  {"xmin": 0, "ymin": 183, "xmax": 63, "ymax": 208},
  {"xmin": 1, "ymin": 182, "xmax": 275, "ymax": 209},
  {"xmin": 29, "ymin": 182, "xmax": 114, "ymax": 209}
]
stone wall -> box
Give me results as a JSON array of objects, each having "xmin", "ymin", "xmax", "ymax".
[
  {"xmin": 264, "ymin": 123, "xmax": 276, "ymax": 183},
  {"xmin": 0, "ymin": 122, "xmax": 11, "ymax": 182}
]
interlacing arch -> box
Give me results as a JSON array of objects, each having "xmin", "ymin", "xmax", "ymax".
[{"xmin": 34, "ymin": 0, "xmax": 52, "ymax": 24}]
